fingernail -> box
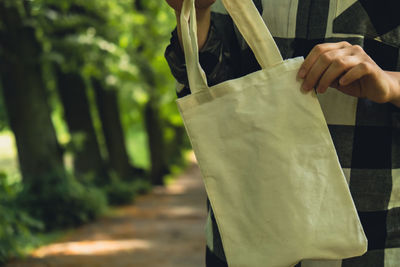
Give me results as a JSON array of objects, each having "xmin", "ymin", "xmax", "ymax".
[
  {"xmin": 339, "ymin": 77, "xmax": 346, "ymax": 85},
  {"xmin": 302, "ymin": 82, "xmax": 310, "ymax": 91},
  {"xmin": 298, "ymin": 68, "xmax": 306, "ymax": 78}
]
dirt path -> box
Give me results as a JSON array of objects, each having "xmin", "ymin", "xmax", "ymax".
[{"xmin": 7, "ymin": 163, "xmax": 207, "ymax": 267}]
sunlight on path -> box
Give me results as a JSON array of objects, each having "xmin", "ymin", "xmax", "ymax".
[
  {"xmin": 7, "ymin": 159, "xmax": 207, "ymax": 267},
  {"xmin": 32, "ymin": 240, "xmax": 153, "ymax": 256}
]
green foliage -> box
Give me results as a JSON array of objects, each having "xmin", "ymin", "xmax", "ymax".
[
  {"xmin": 0, "ymin": 172, "xmax": 43, "ymax": 264},
  {"xmin": 28, "ymin": 0, "xmax": 183, "ymax": 174},
  {"xmin": 19, "ymin": 172, "xmax": 107, "ymax": 230},
  {"xmin": 103, "ymin": 176, "xmax": 151, "ymax": 205}
]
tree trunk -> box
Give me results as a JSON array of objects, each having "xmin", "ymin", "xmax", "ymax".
[
  {"xmin": 144, "ymin": 98, "xmax": 169, "ymax": 185},
  {"xmin": 56, "ymin": 68, "xmax": 109, "ymax": 184},
  {"xmin": 137, "ymin": 66, "xmax": 169, "ymax": 185},
  {"xmin": 165, "ymin": 123, "xmax": 188, "ymax": 166},
  {"xmin": 0, "ymin": 3, "xmax": 66, "ymax": 185},
  {"xmin": 92, "ymin": 78, "xmax": 142, "ymax": 181},
  {"xmin": 133, "ymin": 0, "xmax": 169, "ymax": 185}
]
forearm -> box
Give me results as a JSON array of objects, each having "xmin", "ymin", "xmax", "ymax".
[{"xmin": 175, "ymin": 7, "xmax": 212, "ymax": 51}]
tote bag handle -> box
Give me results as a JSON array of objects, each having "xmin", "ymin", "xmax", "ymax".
[{"xmin": 180, "ymin": 0, "xmax": 284, "ymax": 94}]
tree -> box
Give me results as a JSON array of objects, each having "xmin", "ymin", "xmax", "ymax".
[
  {"xmin": 0, "ymin": 1, "xmax": 66, "ymax": 186},
  {"xmin": 0, "ymin": 0, "xmax": 107, "ymax": 230},
  {"xmin": 92, "ymin": 78, "xmax": 143, "ymax": 181},
  {"xmin": 56, "ymin": 68, "xmax": 109, "ymax": 184},
  {"xmin": 134, "ymin": 0, "xmax": 170, "ymax": 185}
]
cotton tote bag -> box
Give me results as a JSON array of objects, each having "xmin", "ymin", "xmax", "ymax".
[{"xmin": 177, "ymin": 0, "xmax": 367, "ymax": 266}]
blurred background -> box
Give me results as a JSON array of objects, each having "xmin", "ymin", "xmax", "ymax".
[{"xmin": 0, "ymin": 0, "xmax": 206, "ymax": 266}]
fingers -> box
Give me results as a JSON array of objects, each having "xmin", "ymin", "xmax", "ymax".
[
  {"xmin": 296, "ymin": 42, "xmax": 392, "ymax": 103},
  {"xmin": 299, "ymin": 43, "xmax": 372, "ymax": 93},
  {"xmin": 339, "ymin": 62, "xmax": 373, "ymax": 86},
  {"xmin": 298, "ymin": 41, "xmax": 351, "ymax": 79},
  {"xmin": 315, "ymin": 56, "xmax": 360, "ymax": 93},
  {"xmin": 338, "ymin": 61, "xmax": 389, "ymax": 102},
  {"xmin": 166, "ymin": 0, "xmax": 183, "ymax": 11},
  {"xmin": 301, "ymin": 48, "xmax": 348, "ymax": 92}
]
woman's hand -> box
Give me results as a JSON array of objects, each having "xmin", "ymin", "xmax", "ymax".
[
  {"xmin": 166, "ymin": 0, "xmax": 216, "ymax": 13},
  {"xmin": 298, "ymin": 42, "xmax": 400, "ymax": 106},
  {"xmin": 165, "ymin": 0, "xmax": 216, "ymax": 50}
]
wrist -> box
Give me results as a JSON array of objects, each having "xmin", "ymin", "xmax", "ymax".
[
  {"xmin": 195, "ymin": 7, "xmax": 212, "ymax": 50},
  {"xmin": 387, "ymin": 71, "xmax": 400, "ymax": 107},
  {"xmin": 175, "ymin": 6, "xmax": 212, "ymax": 51},
  {"xmin": 174, "ymin": 6, "xmax": 211, "ymax": 18},
  {"xmin": 196, "ymin": 6, "xmax": 212, "ymax": 18}
]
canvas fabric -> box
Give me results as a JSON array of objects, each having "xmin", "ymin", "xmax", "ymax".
[{"xmin": 177, "ymin": 0, "xmax": 368, "ymax": 266}]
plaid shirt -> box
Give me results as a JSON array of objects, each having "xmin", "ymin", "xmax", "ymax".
[{"xmin": 165, "ymin": 0, "xmax": 400, "ymax": 266}]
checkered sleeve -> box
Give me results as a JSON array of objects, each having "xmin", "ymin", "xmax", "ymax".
[{"xmin": 164, "ymin": 13, "xmax": 239, "ymax": 98}]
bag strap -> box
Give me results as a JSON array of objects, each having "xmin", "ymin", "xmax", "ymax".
[
  {"xmin": 180, "ymin": 0, "xmax": 209, "ymax": 93},
  {"xmin": 221, "ymin": 0, "xmax": 283, "ymax": 68},
  {"xmin": 180, "ymin": 0, "xmax": 283, "ymax": 94}
]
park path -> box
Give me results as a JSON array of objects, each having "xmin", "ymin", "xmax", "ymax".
[{"xmin": 7, "ymin": 162, "xmax": 207, "ymax": 267}]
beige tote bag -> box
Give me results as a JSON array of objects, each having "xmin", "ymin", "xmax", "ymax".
[{"xmin": 177, "ymin": 0, "xmax": 368, "ymax": 266}]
